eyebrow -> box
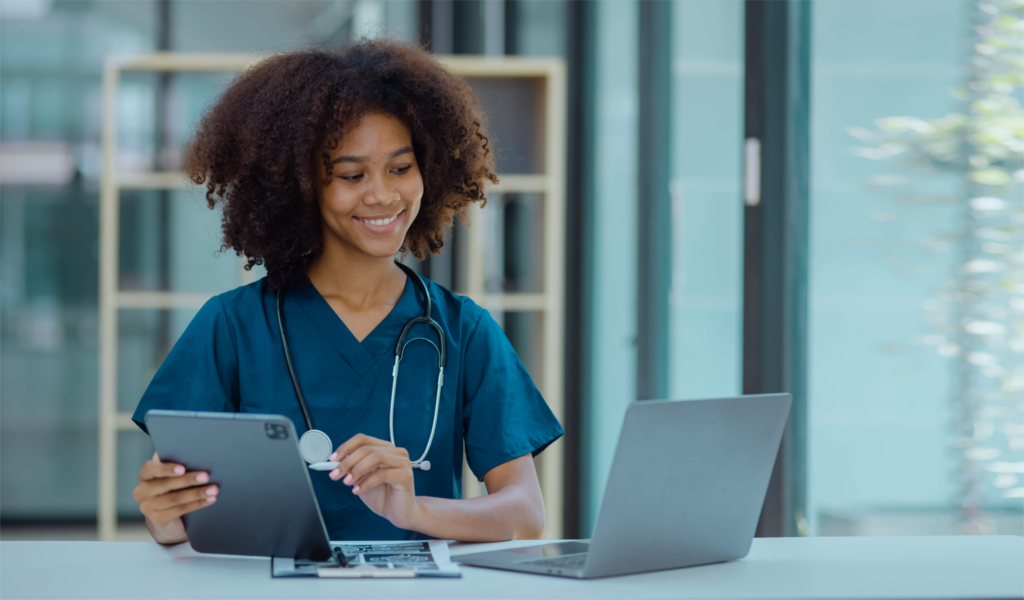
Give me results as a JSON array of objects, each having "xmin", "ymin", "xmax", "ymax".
[{"xmin": 329, "ymin": 146, "xmax": 414, "ymax": 164}]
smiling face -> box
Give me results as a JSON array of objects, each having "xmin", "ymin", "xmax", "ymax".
[{"xmin": 316, "ymin": 112, "xmax": 424, "ymax": 260}]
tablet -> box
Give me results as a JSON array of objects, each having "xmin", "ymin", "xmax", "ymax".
[{"xmin": 143, "ymin": 410, "xmax": 333, "ymax": 561}]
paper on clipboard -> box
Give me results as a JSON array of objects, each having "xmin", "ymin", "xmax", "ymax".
[{"xmin": 271, "ymin": 539, "xmax": 461, "ymax": 578}]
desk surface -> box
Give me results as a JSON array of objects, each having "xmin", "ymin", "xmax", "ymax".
[{"xmin": 2, "ymin": 535, "xmax": 1022, "ymax": 600}]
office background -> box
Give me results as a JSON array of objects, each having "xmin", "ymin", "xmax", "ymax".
[{"xmin": 1, "ymin": 0, "xmax": 1022, "ymax": 541}]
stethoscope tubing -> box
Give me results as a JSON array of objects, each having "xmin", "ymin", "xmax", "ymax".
[
  {"xmin": 277, "ymin": 291, "xmax": 315, "ymax": 433},
  {"xmin": 277, "ymin": 261, "xmax": 446, "ymax": 468}
]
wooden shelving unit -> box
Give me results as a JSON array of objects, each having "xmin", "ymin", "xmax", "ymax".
[{"xmin": 99, "ymin": 52, "xmax": 565, "ymax": 541}]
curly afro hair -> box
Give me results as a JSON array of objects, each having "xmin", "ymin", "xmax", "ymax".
[{"xmin": 183, "ymin": 39, "xmax": 498, "ymax": 291}]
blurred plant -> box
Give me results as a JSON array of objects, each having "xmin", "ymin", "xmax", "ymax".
[{"xmin": 849, "ymin": 0, "xmax": 1024, "ymax": 533}]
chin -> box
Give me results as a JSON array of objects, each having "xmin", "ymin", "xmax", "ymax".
[{"xmin": 356, "ymin": 239, "xmax": 407, "ymax": 259}]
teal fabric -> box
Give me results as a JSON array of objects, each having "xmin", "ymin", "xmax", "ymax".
[{"xmin": 132, "ymin": 275, "xmax": 563, "ymax": 541}]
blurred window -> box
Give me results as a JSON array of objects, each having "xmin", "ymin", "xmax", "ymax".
[
  {"xmin": 0, "ymin": 2, "xmax": 156, "ymax": 520},
  {"xmin": 0, "ymin": 0, "xmax": 415, "ymax": 525},
  {"xmin": 667, "ymin": 0, "xmax": 744, "ymax": 401},
  {"xmin": 583, "ymin": 0, "xmax": 640, "ymax": 536},
  {"xmin": 808, "ymin": 0, "xmax": 1023, "ymax": 536}
]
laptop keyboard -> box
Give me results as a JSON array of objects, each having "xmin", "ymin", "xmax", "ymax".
[{"xmin": 529, "ymin": 553, "xmax": 587, "ymax": 570}]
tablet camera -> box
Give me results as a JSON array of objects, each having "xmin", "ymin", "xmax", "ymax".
[{"xmin": 265, "ymin": 423, "xmax": 289, "ymax": 440}]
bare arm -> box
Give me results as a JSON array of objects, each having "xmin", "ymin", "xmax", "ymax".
[
  {"xmin": 329, "ymin": 435, "xmax": 546, "ymax": 541},
  {"xmin": 412, "ymin": 454, "xmax": 545, "ymax": 541}
]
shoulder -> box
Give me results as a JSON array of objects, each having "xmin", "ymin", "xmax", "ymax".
[
  {"xmin": 211, "ymin": 276, "xmax": 272, "ymax": 316},
  {"xmin": 420, "ymin": 277, "xmax": 489, "ymax": 334},
  {"xmin": 180, "ymin": 278, "xmax": 270, "ymax": 341},
  {"xmin": 216, "ymin": 276, "xmax": 270, "ymax": 306}
]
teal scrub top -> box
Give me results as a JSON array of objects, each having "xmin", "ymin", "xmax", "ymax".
[{"xmin": 131, "ymin": 274, "xmax": 564, "ymax": 541}]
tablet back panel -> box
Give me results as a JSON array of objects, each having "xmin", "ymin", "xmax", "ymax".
[{"xmin": 144, "ymin": 410, "xmax": 332, "ymax": 561}]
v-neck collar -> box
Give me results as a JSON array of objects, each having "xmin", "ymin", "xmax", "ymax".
[{"xmin": 291, "ymin": 274, "xmax": 418, "ymax": 377}]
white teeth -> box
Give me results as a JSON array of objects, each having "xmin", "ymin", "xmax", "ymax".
[{"xmin": 363, "ymin": 214, "xmax": 399, "ymax": 226}]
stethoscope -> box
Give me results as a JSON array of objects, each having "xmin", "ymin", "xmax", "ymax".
[{"xmin": 276, "ymin": 261, "xmax": 446, "ymax": 471}]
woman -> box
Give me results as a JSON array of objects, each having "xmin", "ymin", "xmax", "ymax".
[{"xmin": 130, "ymin": 39, "xmax": 563, "ymax": 545}]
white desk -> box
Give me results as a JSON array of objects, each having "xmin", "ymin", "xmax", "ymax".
[{"xmin": 2, "ymin": 536, "xmax": 1021, "ymax": 599}]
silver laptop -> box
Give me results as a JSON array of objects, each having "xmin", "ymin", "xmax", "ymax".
[{"xmin": 455, "ymin": 393, "xmax": 791, "ymax": 579}]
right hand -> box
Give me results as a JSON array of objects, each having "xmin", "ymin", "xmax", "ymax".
[{"xmin": 133, "ymin": 452, "xmax": 219, "ymax": 544}]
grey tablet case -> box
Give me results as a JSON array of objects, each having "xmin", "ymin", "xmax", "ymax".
[{"xmin": 144, "ymin": 410, "xmax": 333, "ymax": 561}]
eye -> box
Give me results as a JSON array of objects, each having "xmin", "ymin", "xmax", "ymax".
[
  {"xmin": 338, "ymin": 174, "xmax": 363, "ymax": 182},
  {"xmin": 393, "ymin": 165, "xmax": 412, "ymax": 175}
]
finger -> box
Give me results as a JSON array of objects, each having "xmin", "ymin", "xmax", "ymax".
[
  {"xmin": 148, "ymin": 484, "xmax": 220, "ymax": 512},
  {"xmin": 347, "ymin": 450, "xmax": 406, "ymax": 485},
  {"xmin": 146, "ymin": 471, "xmax": 212, "ymax": 497},
  {"xmin": 330, "ymin": 446, "xmax": 376, "ymax": 481},
  {"xmin": 329, "ymin": 434, "xmax": 391, "ymax": 462},
  {"xmin": 155, "ymin": 495, "xmax": 217, "ymax": 523},
  {"xmin": 139, "ymin": 458, "xmax": 187, "ymax": 481},
  {"xmin": 353, "ymin": 467, "xmax": 407, "ymax": 495}
]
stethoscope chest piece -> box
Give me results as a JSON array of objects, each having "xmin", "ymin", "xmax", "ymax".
[{"xmin": 299, "ymin": 429, "xmax": 333, "ymax": 464}]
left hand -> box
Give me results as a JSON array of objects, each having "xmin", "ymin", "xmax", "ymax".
[{"xmin": 328, "ymin": 434, "xmax": 421, "ymax": 531}]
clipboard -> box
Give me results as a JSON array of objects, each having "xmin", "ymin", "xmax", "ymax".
[{"xmin": 271, "ymin": 540, "xmax": 461, "ymax": 578}]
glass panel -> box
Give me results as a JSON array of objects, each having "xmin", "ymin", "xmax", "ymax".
[
  {"xmin": 497, "ymin": 310, "xmax": 545, "ymax": 389},
  {"xmin": 583, "ymin": 0, "xmax": 639, "ymax": 536},
  {"xmin": 501, "ymin": 192, "xmax": 545, "ymax": 293},
  {"xmin": 513, "ymin": 0, "xmax": 567, "ymax": 57},
  {"xmin": 0, "ymin": 12, "xmax": 111, "ymax": 520},
  {"xmin": 809, "ymin": 0, "xmax": 1023, "ymax": 535},
  {"xmin": 117, "ymin": 308, "xmax": 201, "ymax": 414},
  {"xmin": 465, "ymin": 77, "xmax": 545, "ymax": 174},
  {"xmin": 666, "ymin": 0, "xmax": 744, "ymax": 400},
  {"xmin": 117, "ymin": 430, "xmax": 155, "ymax": 518},
  {"xmin": 479, "ymin": 192, "xmax": 545, "ymax": 294},
  {"xmin": 165, "ymin": 1, "xmax": 416, "ymax": 52},
  {"xmin": 0, "ymin": 0, "xmax": 414, "ymax": 528},
  {"xmin": 116, "ymin": 72, "xmax": 157, "ymax": 173},
  {"xmin": 119, "ymin": 187, "xmax": 248, "ymax": 294},
  {"xmin": 0, "ymin": 423, "xmax": 99, "ymax": 519},
  {"xmin": 0, "ymin": 189, "xmax": 99, "ymax": 520}
]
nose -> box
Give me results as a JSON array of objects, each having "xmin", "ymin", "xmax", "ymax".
[{"xmin": 365, "ymin": 174, "xmax": 400, "ymax": 206}]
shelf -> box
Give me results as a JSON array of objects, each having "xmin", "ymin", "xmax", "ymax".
[
  {"xmin": 115, "ymin": 413, "xmax": 138, "ymax": 431},
  {"xmin": 490, "ymin": 174, "xmax": 549, "ymax": 194},
  {"xmin": 438, "ymin": 55, "xmax": 564, "ymax": 78},
  {"xmin": 114, "ymin": 172, "xmax": 548, "ymax": 194},
  {"xmin": 109, "ymin": 53, "xmax": 563, "ymax": 78},
  {"xmin": 467, "ymin": 293, "xmax": 548, "ymax": 312},
  {"xmin": 117, "ymin": 291, "xmax": 213, "ymax": 310},
  {"xmin": 115, "ymin": 291, "xmax": 546, "ymax": 312},
  {"xmin": 118, "ymin": 171, "xmax": 192, "ymax": 190},
  {"xmin": 112, "ymin": 52, "xmax": 262, "ymax": 72},
  {"xmin": 100, "ymin": 51, "xmax": 566, "ymax": 543}
]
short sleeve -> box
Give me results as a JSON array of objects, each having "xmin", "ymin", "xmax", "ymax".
[
  {"xmin": 461, "ymin": 307, "xmax": 564, "ymax": 481},
  {"xmin": 131, "ymin": 296, "xmax": 240, "ymax": 434}
]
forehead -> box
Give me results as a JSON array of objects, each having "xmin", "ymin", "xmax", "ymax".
[{"xmin": 334, "ymin": 112, "xmax": 412, "ymax": 154}]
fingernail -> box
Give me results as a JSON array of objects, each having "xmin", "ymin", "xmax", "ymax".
[
  {"xmin": 206, "ymin": 486, "xmax": 219, "ymax": 496},
  {"xmin": 196, "ymin": 472, "xmax": 209, "ymax": 483},
  {"xmin": 329, "ymin": 452, "xmax": 338, "ymax": 461},
  {"xmin": 352, "ymin": 485, "xmax": 360, "ymax": 494},
  {"xmin": 174, "ymin": 466, "xmax": 185, "ymax": 475},
  {"xmin": 330, "ymin": 469, "xmax": 340, "ymax": 479},
  {"xmin": 207, "ymin": 497, "xmax": 217, "ymax": 504},
  {"xmin": 343, "ymin": 474, "xmax": 353, "ymax": 485}
]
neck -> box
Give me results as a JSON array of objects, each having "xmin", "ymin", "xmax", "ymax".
[{"xmin": 306, "ymin": 236, "xmax": 403, "ymax": 309}]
